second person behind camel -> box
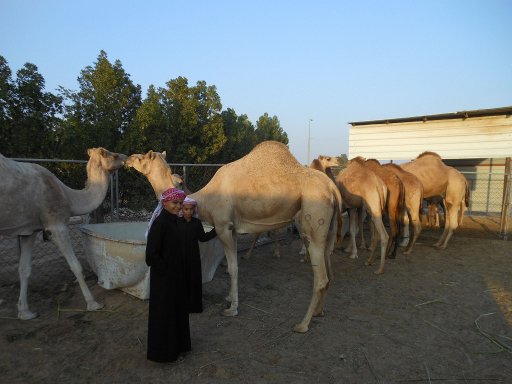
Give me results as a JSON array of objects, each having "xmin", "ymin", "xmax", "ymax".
[{"xmin": 179, "ymin": 197, "xmax": 217, "ymax": 313}]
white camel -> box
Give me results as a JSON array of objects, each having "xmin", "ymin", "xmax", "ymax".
[
  {"xmin": 126, "ymin": 141, "xmax": 342, "ymax": 333},
  {"xmin": 0, "ymin": 148, "xmax": 127, "ymax": 319}
]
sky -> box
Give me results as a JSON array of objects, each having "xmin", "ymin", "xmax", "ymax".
[{"xmin": 1, "ymin": 0, "xmax": 511, "ymax": 164}]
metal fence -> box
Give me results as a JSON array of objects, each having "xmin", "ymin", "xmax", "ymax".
[{"xmin": 1, "ymin": 159, "xmax": 510, "ymax": 309}]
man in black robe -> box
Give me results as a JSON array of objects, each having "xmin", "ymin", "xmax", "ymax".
[{"xmin": 145, "ymin": 188, "xmax": 190, "ymax": 363}]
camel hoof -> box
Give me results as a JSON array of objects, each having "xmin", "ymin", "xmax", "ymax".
[
  {"xmin": 374, "ymin": 269, "xmax": 384, "ymax": 275},
  {"xmin": 273, "ymin": 253, "xmax": 280, "ymax": 259},
  {"xmin": 349, "ymin": 254, "xmax": 358, "ymax": 260},
  {"xmin": 313, "ymin": 310, "xmax": 325, "ymax": 317},
  {"xmin": 18, "ymin": 309, "xmax": 38, "ymax": 320},
  {"xmin": 224, "ymin": 295, "xmax": 232, "ymax": 302},
  {"xmin": 293, "ymin": 323, "xmax": 309, "ymax": 333},
  {"xmin": 222, "ymin": 308, "xmax": 238, "ymax": 317},
  {"xmin": 87, "ymin": 301, "xmax": 104, "ymax": 311},
  {"xmin": 403, "ymin": 250, "xmax": 411, "ymax": 255}
]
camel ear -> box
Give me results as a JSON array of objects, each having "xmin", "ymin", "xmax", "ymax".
[
  {"xmin": 146, "ymin": 150, "xmax": 154, "ymax": 159},
  {"xmin": 87, "ymin": 148, "xmax": 92, "ymax": 156},
  {"xmin": 161, "ymin": 151, "xmax": 167, "ymax": 160}
]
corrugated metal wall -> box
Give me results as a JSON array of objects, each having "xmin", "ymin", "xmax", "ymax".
[{"xmin": 348, "ymin": 115, "xmax": 512, "ymax": 160}]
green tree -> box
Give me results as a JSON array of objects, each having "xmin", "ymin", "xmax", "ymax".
[
  {"xmin": 216, "ymin": 108, "xmax": 256, "ymax": 162},
  {"xmin": 160, "ymin": 77, "xmax": 225, "ymax": 163},
  {"xmin": 255, "ymin": 113, "xmax": 288, "ymax": 145},
  {"xmin": 0, "ymin": 60, "xmax": 62, "ymax": 157},
  {"xmin": 0, "ymin": 56, "xmax": 14, "ymax": 155},
  {"xmin": 58, "ymin": 50, "xmax": 141, "ymax": 158}
]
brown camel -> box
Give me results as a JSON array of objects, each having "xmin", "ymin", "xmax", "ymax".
[
  {"xmin": 361, "ymin": 159, "xmax": 406, "ymax": 259},
  {"xmin": 0, "ymin": 148, "xmax": 127, "ymax": 319},
  {"xmin": 334, "ymin": 157, "xmax": 389, "ymax": 274},
  {"xmin": 381, "ymin": 163, "xmax": 424, "ymax": 254},
  {"xmin": 401, "ymin": 152, "xmax": 469, "ymax": 249},
  {"xmin": 126, "ymin": 141, "xmax": 342, "ymax": 333}
]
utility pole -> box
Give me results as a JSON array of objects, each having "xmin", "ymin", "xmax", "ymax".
[{"xmin": 307, "ymin": 118, "xmax": 313, "ymax": 164}]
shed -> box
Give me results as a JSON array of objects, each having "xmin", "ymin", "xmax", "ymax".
[{"xmin": 348, "ymin": 106, "xmax": 512, "ymax": 238}]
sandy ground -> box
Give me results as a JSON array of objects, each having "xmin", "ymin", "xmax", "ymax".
[{"xmin": 0, "ymin": 216, "xmax": 511, "ymax": 383}]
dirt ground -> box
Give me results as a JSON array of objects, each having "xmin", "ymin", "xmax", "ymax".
[{"xmin": 1, "ymin": 216, "xmax": 511, "ymax": 383}]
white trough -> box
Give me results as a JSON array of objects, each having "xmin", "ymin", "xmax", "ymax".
[{"xmin": 79, "ymin": 221, "xmax": 224, "ymax": 300}]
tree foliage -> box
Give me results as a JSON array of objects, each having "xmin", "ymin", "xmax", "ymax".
[
  {"xmin": 57, "ymin": 50, "xmax": 142, "ymax": 158},
  {"xmin": 0, "ymin": 51, "xmax": 291, "ymax": 165},
  {"xmin": 255, "ymin": 113, "xmax": 288, "ymax": 145},
  {"xmin": 0, "ymin": 57, "xmax": 63, "ymax": 157}
]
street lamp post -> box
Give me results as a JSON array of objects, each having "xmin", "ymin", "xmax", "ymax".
[{"xmin": 307, "ymin": 118, "xmax": 313, "ymax": 164}]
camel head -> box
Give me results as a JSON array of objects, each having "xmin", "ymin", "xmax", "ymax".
[
  {"xmin": 125, "ymin": 150, "xmax": 168, "ymax": 176},
  {"xmin": 365, "ymin": 158, "xmax": 381, "ymax": 166},
  {"xmin": 87, "ymin": 147, "xmax": 127, "ymax": 172},
  {"xmin": 317, "ymin": 155, "xmax": 339, "ymax": 168}
]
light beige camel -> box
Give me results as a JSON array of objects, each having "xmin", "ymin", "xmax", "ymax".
[
  {"xmin": 401, "ymin": 152, "xmax": 469, "ymax": 249},
  {"xmin": 335, "ymin": 157, "xmax": 389, "ymax": 274},
  {"xmin": 0, "ymin": 148, "xmax": 127, "ymax": 319},
  {"xmin": 244, "ymin": 154, "xmax": 340, "ymax": 261},
  {"xmin": 362, "ymin": 158, "xmax": 405, "ymax": 259},
  {"xmin": 126, "ymin": 141, "xmax": 342, "ymax": 333},
  {"xmin": 124, "ymin": 150, "xmax": 183, "ymax": 199},
  {"xmin": 382, "ymin": 163, "xmax": 424, "ymax": 254}
]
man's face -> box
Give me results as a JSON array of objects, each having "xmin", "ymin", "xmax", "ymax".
[
  {"xmin": 163, "ymin": 199, "xmax": 183, "ymax": 215},
  {"xmin": 182, "ymin": 204, "xmax": 195, "ymax": 220}
]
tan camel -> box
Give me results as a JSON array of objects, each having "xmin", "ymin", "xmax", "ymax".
[
  {"xmin": 0, "ymin": 148, "xmax": 127, "ymax": 319},
  {"xmin": 401, "ymin": 152, "xmax": 469, "ymax": 249},
  {"xmin": 381, "ymin": 163, "xmax": 424, "ymax": 254},
  {"xmin": 126, "ymin": 141, "xmax": 342, "ymax": 333},
  {"xmin": 244, "ymin": 154, "xmax": 340, "ymax": 261},
  {"xmin": 334, "ymin": 157, "xmax": 389, "ymax": 274},
  {"xmin": 362, "ymin": 159, "xmax": 405, "ymax": 259},
  {"xmin": 124, "ymin": 150, "xmax": 183, "ymax": 199}
]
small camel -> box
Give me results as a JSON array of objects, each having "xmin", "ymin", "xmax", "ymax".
[
  {"xmin": 0, "ymin": 148, "xmax": 127, "ymax": 319},
  {"xmin": 401, "ymin": 152, "xmax": 469, "ymax": 249},
  {"xmin": 361, "ymin": 158, "xmax": 405, "ymax": 259},
  {"xmin": 127, "ymin": 141, "xmax": 342, "ymax": 333},
  {"xmin": 381, "ymin": 163, "xmax": 424, "ymax": 254},
  {"xmin": 335, "ymin": 157, "xmax": 389, "ymax": 274}
]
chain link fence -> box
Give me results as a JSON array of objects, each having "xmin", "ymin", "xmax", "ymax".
[{"xmin": 1, "ymin": 160, "xmax": 510, "ymax": 310}]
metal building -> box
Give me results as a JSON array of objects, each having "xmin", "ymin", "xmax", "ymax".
[{"xmin": 347, "ymin": 106, "xmax": 512, "ymax": 238}]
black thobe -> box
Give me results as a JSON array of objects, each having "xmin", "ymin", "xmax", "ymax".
[
  {"xmin": 178, "ymin": 217, "xmax": 217, "ymax": 313},
  {"xmin": 146, "ymin": 210, "xmax": 190, "ymax": 363}
]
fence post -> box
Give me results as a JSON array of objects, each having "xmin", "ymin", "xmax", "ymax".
[{"xmin": 499, "ymin": 157, "xmax": 511, "ymax": 240}]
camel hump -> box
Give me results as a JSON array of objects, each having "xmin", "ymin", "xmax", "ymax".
[
  {"xmin": 240, "ymin": 140, "xmax": 301, "ymax": 169},
  {"xmin": 417, "ymin": 151, "xmax": 442, "ymax": 159}
]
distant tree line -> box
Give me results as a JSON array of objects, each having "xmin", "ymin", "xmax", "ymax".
[{"xmin": 0, "ymin": 50, "xmax": 289, "ymax": 163}]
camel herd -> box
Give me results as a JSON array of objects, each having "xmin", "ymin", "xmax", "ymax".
[{"xmin": 0, "ymin": 142, "xmax": 469, "ymax": 333}]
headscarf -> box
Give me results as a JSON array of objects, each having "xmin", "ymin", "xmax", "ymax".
[
  {"xmin": 179, "ymin": 196, "xmax": 199, "ymax": 218},
  {"xmin": 146, "ymin": 187, "xmax": 186, "ymax": 238}
]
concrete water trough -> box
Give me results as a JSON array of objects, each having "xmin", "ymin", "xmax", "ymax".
[{"xmin": 79, "ymin": 221, "xmax": 224, "ymax": 300}]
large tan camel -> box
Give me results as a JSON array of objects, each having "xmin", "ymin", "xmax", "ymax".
[
  {"xmin": 362, "ymin": 158, "xmax": 405, "ymax": 259},
  {"xmin": 381, "ymin": 163, "xmax": 424, "ymax": 254},
  {"xmin": 334, "ymin": 157, "xmax": 389, "ymax": 274},
  {"xmin": 0, "ymin": 148, "xmax": 127, "ymax": 319},
  {"xmin": 126, "ymin": 141, "xmax": 342, "ymax": 332},
  {"xmin": 401, "ymin": 152, "xmax": 469, "ymax": 249},
  {"xmin": 244, "ymin": 154, "xmax": 341, "ymax": 261}
]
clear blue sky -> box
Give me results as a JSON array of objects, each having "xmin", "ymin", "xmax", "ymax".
[{"xmin": 1, "ymin": 0, "xmax": 511, "ymax": 164}]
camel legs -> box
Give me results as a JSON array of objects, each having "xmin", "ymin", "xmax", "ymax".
[
  {"xmin": 17, "ymin": 233, "xmax": 38, "ymax": 320},
  {"xmin": 434, "ymin": 200, "xmax": 458, "ymax": 249},
  {"xmin": 217, "ymin": 229, "xmax": 239, "ymax": 316},
  {"xmin": 403, "ymin": 206, "xmax": 422, "ymax": 255},
  {"xmin": 50, "ymin": 226, "xmax": 103, "ymax": 311},
  {"xmin": 293, "ymin": 241, "xmax": 329, "ymax": 333},
  {"xmin": 344, "ymin": 208, "xmax": 359, "ymax": 259},
  {"xmin": 365, "ymin": 216, "xmax": 389, "ymax": 274}
]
